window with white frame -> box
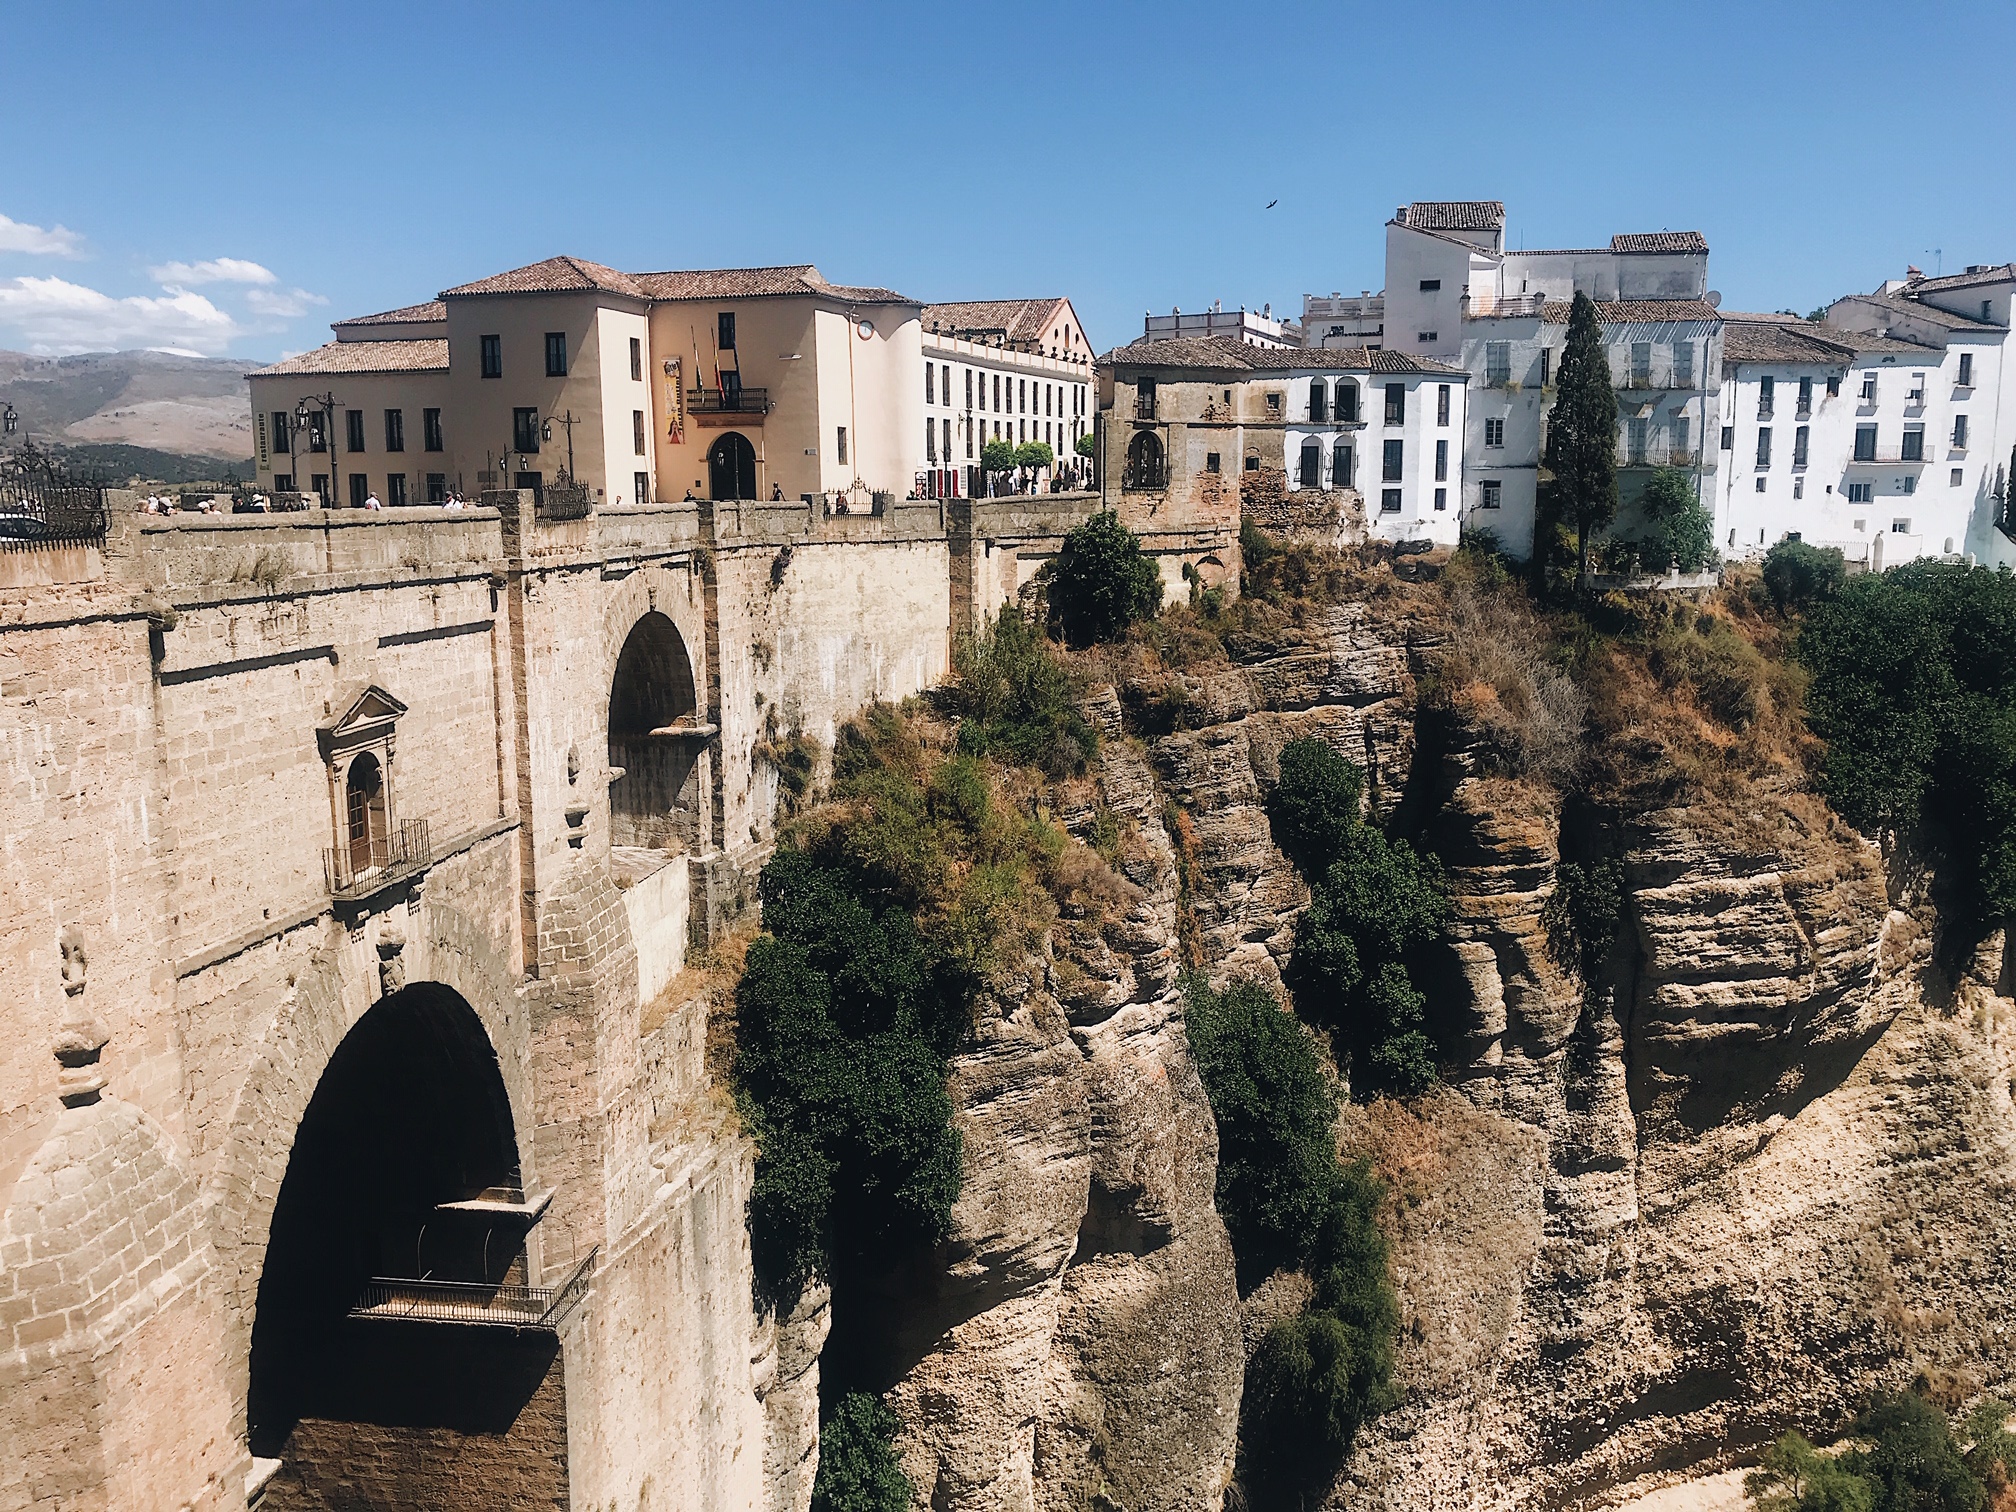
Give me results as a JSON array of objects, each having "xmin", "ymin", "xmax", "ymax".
[
  {"xmin": 1480, "ymin": 479, "xmax": 1501, "ymax": 509},
  {"xmin": 1484, "ymin": 417, "xmax": 1505, "ymax": 447}
]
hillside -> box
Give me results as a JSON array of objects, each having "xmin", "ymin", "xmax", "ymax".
[{"xmin": 0, "ymin": 347, "xmax": 255, "ymax": 467}]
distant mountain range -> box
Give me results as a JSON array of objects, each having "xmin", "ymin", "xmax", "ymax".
[{"xmin": 0, "ymin": 348, "xmax": 257, "ymax": 478}]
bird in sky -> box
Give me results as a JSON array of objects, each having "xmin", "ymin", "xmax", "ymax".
[{"xmin": 1265, "ymin": 199, "xmax": 1279, "ymax": 209}]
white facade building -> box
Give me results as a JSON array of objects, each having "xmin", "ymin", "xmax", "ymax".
[
  {"xmin": 1142, "ymin": 301, "xmax": 1302, "ymax": 349},
  {"xmin": 918, "ymin": 298, "xmax": 1094, "ymax": 494},
  {"xmin": 1304, "ymin": 292, "xmax": 1385, "ymax": 348}
]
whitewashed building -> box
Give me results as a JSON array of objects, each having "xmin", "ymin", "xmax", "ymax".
[
  {"xmin": 1142, "ymin": 300, "xmax": 1302, "ymax": 349},
  {"xmin": 918, "ymin": 298, "xmax": 1095, "ymax": 495}
]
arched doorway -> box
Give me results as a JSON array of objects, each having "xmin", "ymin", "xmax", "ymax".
[
  {"xmin": 608, "ymin": 612, "xmax": 702, "ymax": 850},
  {"xmin": 345, "ymin": 752, "xmax": 387, "ymax": 875},
  {"xmin": 1124, "ymin": 430, "xmax": 1165, "ymax": 490},
  {"xmin": 707, "ymin": 432, "xmax": 757, "ymax": 500},
  {"xmin": 247, "ymin": 983, "xmax": 559, "ymax": 1495}
]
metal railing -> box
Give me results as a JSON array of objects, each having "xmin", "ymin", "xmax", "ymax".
[
  {"xmin": 0, "ymin": 444, "xmax": 107, "ymax": 543},
  {"xmin": 539, "ymin": 481, "xmax": 591, "ymax": 520},
  {"xmin": 687, "ymin": 386, "xmax": 770, "ymax": 415},
  {"xmin": 324, "ymin": 816, "xmax": 430, "ymax": 897},
  {"xmin": 349, "ymin": 1248, "xmax": 597, "ymax": 1330},
  {"xmin": 1850, "ymin": 446, "xmax": 1930, "ymax": 465}
]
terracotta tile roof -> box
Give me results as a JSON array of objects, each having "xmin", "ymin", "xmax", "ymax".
[
  {"xmin": 1397, "ymin": 201, "xmax": 1504, "ymax": 231},
  {"xmin": 630, "ymin": 264, "xmax": 915, "ymax": 304},
  {"xmin": 1610, "ymin": 232, "xmax": 1709, "ymax": 254},
  {"xmin": 1720, "ymin": 319, "xmax": 1855, "ymax": 365},
  {"xmin": 440, "ymin": 255, "xmax": 649, "ymax": 300},
  {"xmin": 1907, "ymin": 263, "xmax": 2016, "ymax": 293},
  {"xmin": 922, "ymin": 298, "xmax": 1069, "ymax": 347},
  {"xmin": 1541, "ymin": 298, "xmax": 1722, "ymax": 324},
  {"xmin": 1101, "ymin": 336, "xmax": 1464, "ymax": 377},
  {"xmin": 249, "ymin": 340, "xmax": 449, "ymax": 377},
  {"xmin": 332, "ymin": 300, "xmax": 446, "ymax": 327}
]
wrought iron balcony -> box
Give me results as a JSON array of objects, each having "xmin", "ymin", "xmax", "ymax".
[
  {"xmin": 1, "ymin": 445, "xmax": 107, "ymax": 543},
  {"xmin": 1135, "ymin": 396, "xmax": 1157, "ymax": 420},
  {"xmin": 687, "ymin": 386, "xmax": 770, "ymax": 415},
  {"xmin": 348, "ymin": 1248, "xmax": 596, "ymax": 1331},
  {"xmin": 539, "ymin": 480, "xmax": 591, "ymax": 520},
  {"xmin": 324, "ymin": 816, "xmax": 430, "ymax": 898}
]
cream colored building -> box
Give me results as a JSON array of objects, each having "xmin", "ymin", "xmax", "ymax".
[
  {"xmin": 917, "ymin": 299, "xmax": 1096, "ymax": 492},
  {"xmin": 250, "ymin": 256, "xmax": 925, "ymax": 510}
]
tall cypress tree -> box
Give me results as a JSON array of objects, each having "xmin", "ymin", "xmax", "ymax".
[{"xmin": 1542, "ymin": 291, "xmax": 1619, "ymax": 579}]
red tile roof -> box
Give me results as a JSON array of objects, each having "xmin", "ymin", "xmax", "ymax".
[
  {"xmin": 1541, "ymin": 299, "xmax": 1722, "ymax": 324},
  {"xmin": 1397, "ymin": 201, "xmax": 1505, "ymax": 232},
  {"xmin": 630, "ymin": 264, "xmax": 914, "ymax": 304},
  {"xmin": 1102, "ymin": 336, "xmax": 1464, "ymax": 376},
  {"xmin": 439, "ymin": 255, "xmax": 649, "ymax": 300},
  {"xmin": 1610, "ymin": 232, "xmax": 1709, "ymax": 254},
  {"xmin": 332, "ymin": 300, "xmax": 447, "ymax": 327},
  {"xmin": 922, "ymin": 298, "xmax": 1070, "ymax": 347},
  {"xmin": 250, "ymin": 340, "xmax": 449, "ymax": 377}
]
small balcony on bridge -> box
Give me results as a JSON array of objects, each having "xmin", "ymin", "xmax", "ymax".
[
  {"xmin": 349, "ymin": 1247, "xmax": 595, "ymax": 1333},
  {"xmin": 324, "ymin": 816, "xmax": 430, "ymax": 899}
]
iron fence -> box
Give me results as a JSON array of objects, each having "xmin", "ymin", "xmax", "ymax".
[
  {"xmin": 324, "ymin": 816, "xmax": 430, "ymax": 896},
  {"xmin": 0, "ymin": 444, "xmax": 107, "ymax": 543},
  {"xmin": 348, "ymin": 1248, "xmax": 597, "ymax": 1330},
  {"xmin": 539, "ymin": 481, "xmax": 592, "ymax": 520},
  {"xmin": 687, "ymin": 386, "xmax": 770, "ymax": 415}
]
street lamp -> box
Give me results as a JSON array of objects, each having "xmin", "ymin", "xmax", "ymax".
[
  {"xmin": 293, "ymin": 391, "xmax": 341, "ymax": 505},
  {"xmin": 1, "ymin": 401, "xmax": 17, "ymax": 437}
]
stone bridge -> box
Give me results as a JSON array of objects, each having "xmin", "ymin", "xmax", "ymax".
[{"xmin": 0, "ymin": 488, "xmax": 1229, "ymax": 1511}]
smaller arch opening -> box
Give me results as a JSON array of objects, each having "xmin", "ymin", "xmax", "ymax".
[
  {"xmin": 608, "ymin": 612, "xmax": 702, "ymax": 851},
  {"xmin": 1124, "ymin": 431, "xmax": 1165, "ymax": 490},
  {"xmin": 708, "ymin": 432, "xmax": 758, "ymax": 500},
  {"xmin": 345, "ymin": 752, "xmax": 387, "ymax": 876}
]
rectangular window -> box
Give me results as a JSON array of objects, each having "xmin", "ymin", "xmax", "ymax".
[
  {"xmin": 1337, "ymin": 382, "xmax": 1358, "ymax": 422},
  {"xmin": 1827, "ymin": 375, "xmax": 1841, "ymax": 398},
  {"xmin": 1481, "ymin": 479, "xmax": 1502, "ymax": 509},
  {"xmin": 1309, "ymin": 379, "xmax": 1327, "ymax": 422},
  {"xmin": 426, "ymin": 473, "xmax": 446, "ymax": 504},
  {"xmin": 925, "ymin": 364, "xmax": 935, "ymax": 404},
  {"xmin": 837, "ymin": 426, "xmax": 847, "ymax": 464},
  {"xmin": 1902, "ymin": 476, "xmax": 1917, "ymax": 496},
  {"xmin": 1484, "ymin": 417, "xmax": 1504, "ymax": 448},
  {"xmin": 1674, "ymin": 416, "xmax": 1691, "ymax": 459},
  {"xmin": 384, "ymin": 409, "xmax": 404, "ymax": 452},
  {"xmin": 1298, "ymin": 441, "xmax": 1322, "ymax": 487},
  {"xmin": 1381, "ymin": 488, "xmax": 1402, "ymax": 513},
  {"xmin": 1419, "ymin": 279, "xmax": 1441, "ymax": 291},
  {"xmin": 966, "ymin": 368, "xmax": 974, "ymax": 407},
  {"xmin": 1720, "ymin": 425, "xmax": 1734, "ymax": 450},
  {"xmin": 1437, "ymin": 384, "xmax": 1451, "ymax": 424},
  {"xmin": 1902, "ymin": 425, "xmax": 1924, "ymax": 461},
  {"xmin": 965, "ymin": 418, "xmax": 973, "ymax": 459},
  {"xmin": 513, "ymin": 407, "xmax": 539, "ymax": 453},
  {"xmin": 386, "ymin": 473, "xmax": 407, "ymax": 507},
  {"xmin": 942, "ymin": 418, "xmax": 950, "ymax": 463},
  {"xmin": 1332, "ymin": 444, "xmax": 1353, "ymax": 488},
  {"xmin": 1417, "ymin": 331, "xmax": 1438, "ymax": 344},
  {"xmin": 630, "ymin": 336, "xmax": 642, "ymax": 382},
  {"xmin": 1631, "ymin": 342, "xmax": 1652, "ymax": 387},
  {"xmin": 1794, "ymin": 477, "xmax": 1804, "ymax": 499},
  {"xmin": 1953, "ymin": 468, "xmax": 1966, "ymax": 487},
  {"xmin": 635, "ymin": 470, "xmax": 650, "ymax": 503},
  {"xmin": 717, "ymin": 312, "xmax": 736, "ymax": 351},
  {"xmin": 633, "ymin": 410, "xmax": 647, "ymax": 456},
  {"xmin": 272, "ymin": 411, "xmax": 291, "ymax": 454},
  {"xmin": 1539, "ymin": 349, "xmax": 1551, "ymax": 387},
  {"xmin": 1485, "ymin": 343, "xmax": 1510, "ymax": 385},
  {"xmin": 423, "ymin": 408, "xmax": 443, "ymax": 452},
  {"xmin": 1854, "ymin": 425, "xmax": 1877, "ymax": 461},
  {"xmin": 1758, "ymin": 375, "xmax": 1775, "ymax": 419},
  {"xmin": 1953, "ymin": 414, "xmax": 1969, "ymax": 449},
  {"xmin": 1756, "ymin": 477, "xmax": 1767, "ymax": 493},
  {"xmin": 1797, "ymin": 376, "xmax": 1812, "ymax": 415},
  {"xmin": 481, "ymin": 334, "xmax": 501, "ymax": 378},
  {"xmin": 545, "ymin": 332, "xmax": 567, "ymax": 377},
  {"xmin": 1244, "ymin": 455, "xmax": 1259, "ymax": 471},
  {"xmin": 1674, "ymin": 341, "xmax": 1694, "ymax": 389},
  {"xmin": 1435, "ymin": 438, "xmax": 1448, "ymax": 481},
  {"xmin": 1755, "ymin": 427, "xmax": 1771, "ymax": 468},
  {"xmin": 1893, "ymin": 518, "xmax": 1911, "ymax": 533},
  {"xmin": 943, "ymin": 366, "xmax": 951, "ymax": 407},
  {"xmin": 1860, "ymin": 372, "xmax": 1877, "ymax": 402},
  {"xmin": 1382, "ymin": 438, "xmax": 1403, "ymax": 482},
  {"xmin": 1629, "ymin": 417, "xmax": 1649, "ymax": 464},
  {"xmin": 1959, "ymin": 352, "xmax": 1974, "ymax": 387},
  {"xmin": 1384, "ymin": 384, "xmax": 1405, "ymax": 425},
  {"xmin": 1794, "ymin": 425, "xmax": 1809, "ymax": 466},
  {"xmin": 926, "ymin": 418, "xmax": 937, "ymax": 462},
  {"xmin": 994, "ymin": 374, "xmax": 1001, "ymax": 410},
  {"xmin": 1848, "ymin": 482, "xmax": 1873, "ymax": 503},
  {"xmin": 1019, "ymin": 379, "xmax": 1026, "ymax": 413},
  {"xmin": 1266, "ymin": 392, "xmax": 1282, "ymax": 415},
  {"xmin": 1205, "ymin": 452, "xmax": 1221, "ymax": 473},
  {"xmin": 1434, "ymin": 486, "xmax": 1447, "ymax": 511},
  {"xmin": 1908, "ymin": 373, "xmax": 1926, "ymax": 405},
  {"xmin": 350, "ymin": 473, "xmax": 369, "ymax": 508},
  {"xmin": 346, "ymin": 410, "xmax": 366, "ymax": 453}
]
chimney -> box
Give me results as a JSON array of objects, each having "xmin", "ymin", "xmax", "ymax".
[{"xmin": 1906, "ymin": 265, "xmax": 1924, "ymax": 282}]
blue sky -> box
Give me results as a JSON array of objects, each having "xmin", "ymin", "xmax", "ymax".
[{"xmin": 3, "ymin": 0, "xmax": 2012, "ymax": 360}]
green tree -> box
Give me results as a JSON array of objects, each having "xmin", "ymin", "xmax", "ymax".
[
  {"xmin": 1744, "ymin": 1432, "xmax": 1875, "ymax": 1512},
  {"xmin": 1843, "ymin": 1393, "xmax": 1985, "ymax": 1512},
  {"xmin": 1543, "ymin": 290, "xmax": 1620, "ymax": 580},
  {"xmin": 811, "ymin": 1393, "xmax": 912, "ymax": 1512},
  {"xmin": 1268, "ymin": 737, "xmax": 1364, "ymax": 877},
  {"xmin": 1541, "ymin": 857, "xmax": 1625, "ymax": 990},
  {"xmin": 1048, "ymin": 510, "xmax": 1162, "ymax": 647},
  {"xmin": 1014, "ymin": 440, "xmax": 1054, "ymax": 475},
  {"xmin": 1631, "ymin": 467, "xmax": 1717, "ymax": 573},
  {"xmin": 949, "ymin": 607, "xmax": 1097, "ymax": 778},
  {"xmin": 980, "ymin": 437, "xmax": 1016, "ymax": 477},
  {"xmin": 1961, "ymin": 1398, "xmax": 2016, "ymax": 1495},
  {"xmin": 1762, "ymin": 539, "xmax": 1847, "ymax": 615},
  {"xmin": 1074, "ymin": 430, "xmax": 1097, "ymax": 459}
]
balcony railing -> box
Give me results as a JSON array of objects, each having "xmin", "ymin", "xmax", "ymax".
[
  {"xmin": 686, "ymin": 386, "xmax": 771, "ymax": 415},
  {"xmin": 1135, "ymin": 396, "xmax": 1157, "ymax": 420},
  {"xmin": 1850, "ymin": 447, "xmax": 1930, "ymax": 465},
  {"xmin": 349, "ymin": 1248, "xmax": 596, "ymax": 1331},
  {"xmin": 1464, "ymin": 293, "xmax": 1547, "ymax": 318},
  {"xmin": 325, "ymin": 816, "xmax": 430, "ymax": 897}
]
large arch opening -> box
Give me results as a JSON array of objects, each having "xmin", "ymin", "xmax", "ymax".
[
  {"xmin": 247, "ymin": 982, "xmax": 562, "ymax": 1504},
  {"xmin": 608, "ymin": 611, "xmax": 702, "ymax": 852}
]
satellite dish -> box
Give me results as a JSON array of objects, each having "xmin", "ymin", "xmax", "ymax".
[{"xmin": 1706, "ymin": 290, "xmax": 1722, "ymax": 308}]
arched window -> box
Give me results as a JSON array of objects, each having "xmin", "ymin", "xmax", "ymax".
[
  {"xmin": 1124, "ymin": 431, "xmax": 1166, "ymax": 490},
  {"xmin": 707, "ymin": 432, "xmax": 757, "ymax": 500},
  {"xmin": 1298, "ymin": 441, "xmax": 1323, "ymax": 488},
  {"xmin": 1337, "ymin": 379, "xmax": 1360, "ymax": 423},
  {"xmin": 345, "ymin": 752, "xmax": 386, "ymax": 875},
  {"xmin": 1309, "ymin": 379, "xmax": 1327, "ymax": 423},
  {"xmin": 608, "ymin": 612, "xmax": 701, "ymax": 850},
  {"xmin": 1332, "ymin": 443, "xmax": 1354, "ymax": 489}
]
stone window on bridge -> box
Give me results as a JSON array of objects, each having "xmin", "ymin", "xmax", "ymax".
[{"xmin": 317, "ymin": 686, "xmax": 429, "ymax": 897}]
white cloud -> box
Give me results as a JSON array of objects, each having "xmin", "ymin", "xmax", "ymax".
[
  {"xmin": 0, "ymin": 213, "xmax": 84, "ymax": 258},
  {"xmin": 245, "ymin": 286, "xmax": 328, "ymax": 317},
  {"xmin": 147, "ymin": 256, "xmax": 277, "ymax": 287},
  {"xmin": 0, "ymin": 275, "xmax": 241, "ymax": 355}
]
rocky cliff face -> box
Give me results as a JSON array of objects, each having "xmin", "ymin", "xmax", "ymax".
[{"xmin": 789, "ymin": 578, "xmax": 2016, "ymax": 1511}]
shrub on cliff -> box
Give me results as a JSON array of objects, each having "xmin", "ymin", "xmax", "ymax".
[
  {"xmin": 1800, "ymin": 561, "xmax": 2016, "ymax": 935},
  {"xmin": 1845, "ymin": 1392, "xmax": 1985, "ymax": 1512},
  {"xmin": 1185, "ymin": 977, "xmax": 1401, "ymax": 1507},
  {"xmin": 1744, "ymin": 1432, "xmax": 1875, "ymax": 1512},
  {"xmin": 811, "ymin": 1392, "xmax": 912, "ymax": 1512},
  {"xmin": 949, "ymin": 607, "xmax": 1097, "ymax": 778},
  {"xmin": 1762, "ymin": 539, "xmax": 1847, "ymax": 616},
  {"xmin": 1048, "ymin": 510, "xmax": 1162, "ymax": 647},
  {"xmin": 1269, "ymin": 739, "xmax": 1450, "ymax": 1096}
]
